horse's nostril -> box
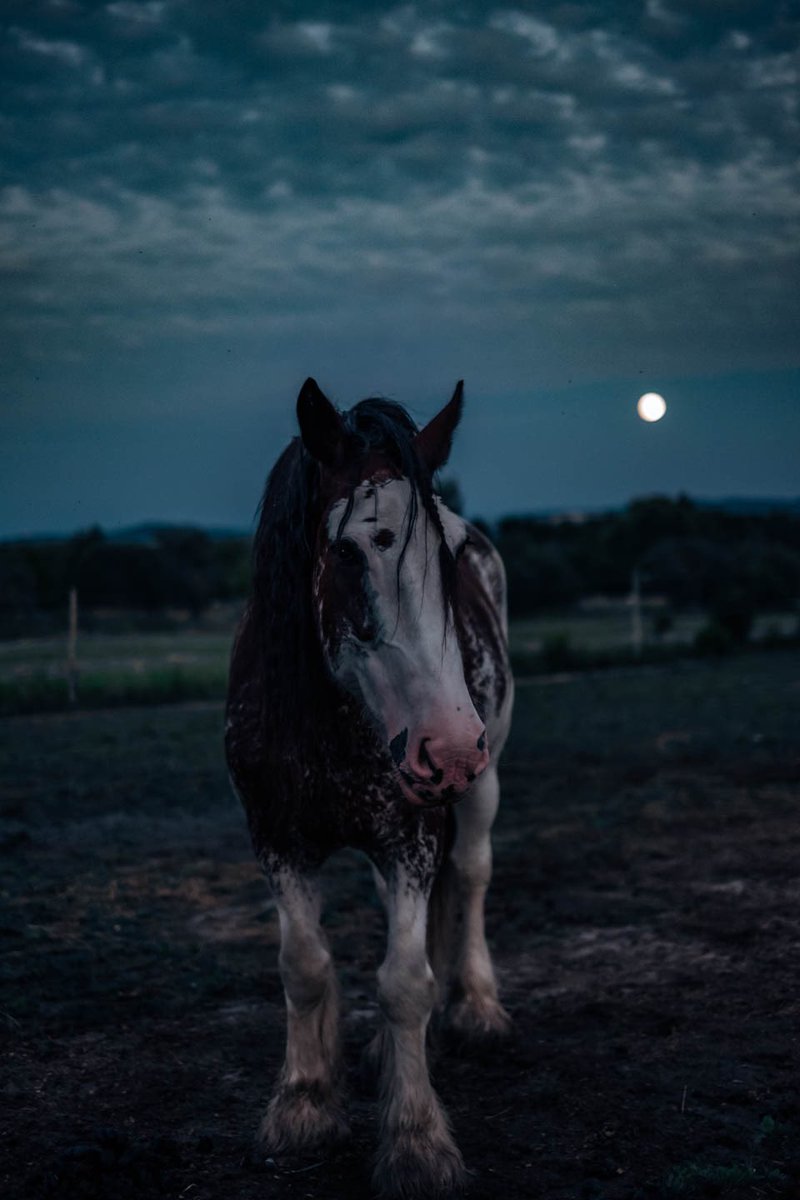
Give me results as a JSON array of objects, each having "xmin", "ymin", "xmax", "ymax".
[
  {"xmin": 389, "ymin": 728, "xmax": 409, "ymax": 767},
  {"xmin": 417, "ymin": 739, "xmax": 444, "ymax": 785}
]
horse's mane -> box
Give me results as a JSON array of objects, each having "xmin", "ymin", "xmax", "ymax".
[{"xmin": 250, "ymin": 397, "xmax": 457, "ymax": 764}]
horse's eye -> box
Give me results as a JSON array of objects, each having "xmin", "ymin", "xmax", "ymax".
[
  {"xmin": 373, "ymin": 528, "xmax": 395, "ymax": 551},
  {"xmin": 455, "ymin": 536, "xmax": 472, "ymax": 559},
  {"xmin": 334, "ymin": 538, "xmax": 359, "ymax": 562}
]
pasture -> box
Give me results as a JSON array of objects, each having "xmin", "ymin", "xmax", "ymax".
[
  {"xmin": 0, "ymin": 607, "xmax": 796, "ymax": 715},
  {"xmin": 1, "ymin": 648, "xmax": 799, "ymax": 1198}
]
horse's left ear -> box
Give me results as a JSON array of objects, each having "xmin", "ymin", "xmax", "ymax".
[
  {"xmin": 296, "ymin": 377, "xmax": 345, "ymax": 468},
  {"xmin": 414, "ymin": 381, "xmax": 464, "ymax": 473}
]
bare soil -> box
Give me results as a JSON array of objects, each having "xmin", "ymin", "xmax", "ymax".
[{"xmin": 2, "ymin": 650, "xmax": 799, "ymax": 1199}]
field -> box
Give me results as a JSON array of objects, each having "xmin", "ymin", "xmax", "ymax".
[
  {"xmin": 1, "ymin": 607, "xmax": 797, "ymax": 715},
  {"xmin": 0, "ymin": 629, "xmax": 233, "ymax": 714},
  {"xmin": 2, "ymin": 649, "xmax": 800, "ymax": 1199},
  {"xmin": 508, "ymin": 611, "xmax": 797, "ymax": 654}
]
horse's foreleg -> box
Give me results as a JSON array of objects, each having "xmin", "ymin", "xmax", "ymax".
[
  {"xmin": 448, "ymin": 767, "xmax": 511, "ymax": 1037},
  {"xmin": 260, "ymin": 868, "xmax": 348, "ymax": 1151},
  {"xmin": 373, "ymin": 868, "xmax": 465, "ymax": 1199}
]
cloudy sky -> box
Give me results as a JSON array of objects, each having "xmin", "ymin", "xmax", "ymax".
[{"xmin": 1, "ymin": 0, "xmax": 798, "ymax": 535}]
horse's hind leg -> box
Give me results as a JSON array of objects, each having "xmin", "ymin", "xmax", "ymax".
[
  {"xmin": 260, "ymin": 867, "xmax": 348, "ymax": 1151},
  {"xmin": 447, "ymin": 766, "xmax": 511, "ymax": 1037},
  {"xmin": 373, "ymin": 865, "xmax": 465, "ymax": 1199}
]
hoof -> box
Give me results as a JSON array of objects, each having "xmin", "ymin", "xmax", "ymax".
[
  {"xmin": 446, "ymin": 992, "xmax": 513, "ymax": 1042},
  {"xmin": 259, "ymin": 1081, "xmax": 349, "ymax": 1152},
  {"xmin": 373, "ymin": 1125, "xmax": 466, "ymax": 1199}
]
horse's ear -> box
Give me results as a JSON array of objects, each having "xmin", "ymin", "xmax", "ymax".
[
  {"xmin": 414, "ymin": 381, "xmax": 464, "ymax": 473},
  {"xmin": 296, "ymin": 377, "xmax": 345, "ymax": 467}
]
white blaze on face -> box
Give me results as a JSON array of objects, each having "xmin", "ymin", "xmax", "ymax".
[{"xmin": 322, "ymin": 479, "xmax": 488, "ymax": 803}]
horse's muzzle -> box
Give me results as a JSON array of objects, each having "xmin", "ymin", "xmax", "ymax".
[{"xmin": 394, "ymin": 730, "xmax": 490, "ymax": 806}]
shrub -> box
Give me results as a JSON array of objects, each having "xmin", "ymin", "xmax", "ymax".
[
  {"xmin": 652, "ymin": 609, "xmax": 674, "ymax": 638},
  {"xmin": 693, "ymin": 621, "xmax": 733, "ymax": 657},
  {"xmin": 540, "ymin": 632, "xmax": 573, "ymax": 671},
  {"xmin": 709, "ymin": 587, "xmax": 755, "ymax": 644}
]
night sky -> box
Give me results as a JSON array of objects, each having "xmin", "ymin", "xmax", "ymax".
[{"xmin": 1, "ymin": 1, "xmax": 798, "ymax": 536}]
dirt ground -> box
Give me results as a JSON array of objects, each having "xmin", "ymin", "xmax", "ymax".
[{"xmin": 2, "ymin": 649, "xmax": 799, "ymax": 1199}]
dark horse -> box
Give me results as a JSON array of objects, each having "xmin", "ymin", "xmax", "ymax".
[{"xmin": 225, "ymin": 379, "xmax": 513, "ymax": 1197}]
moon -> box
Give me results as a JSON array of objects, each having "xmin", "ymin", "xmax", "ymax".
[{"xmin": 637, "ymin": 392, "xmax": 667, "ymax": 422}]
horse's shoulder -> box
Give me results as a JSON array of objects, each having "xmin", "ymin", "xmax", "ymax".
[{"xmin": 461, "ymin": 522, "xmax": 508, "ymax": 631}]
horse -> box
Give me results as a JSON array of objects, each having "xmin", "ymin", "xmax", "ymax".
[{"xmin": 225, "ymin": 378, "xmax": 514, "ymax": 1197}]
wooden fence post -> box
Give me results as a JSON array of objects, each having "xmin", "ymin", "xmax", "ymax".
[
  {"xmin": 67, "ymin": 587, "xmax": 78, "ymax": 705},
  {"xmin": 631, "ymin": 568, "xmax": 643, "ymax": 658}
]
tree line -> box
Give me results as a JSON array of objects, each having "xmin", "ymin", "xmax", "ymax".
[
  {"xmin": 492, "ymin": 495, "xmax": 800, "ymax": 618},
  {"xmin": 1, "ymin": 496, "xmax": 798, "ymax": 637},
  {"xmin": 0, "ymin": 526, "xmax": 250, "ymax": 635}
]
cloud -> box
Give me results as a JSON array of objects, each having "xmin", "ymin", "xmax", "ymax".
[
  {"xmin": 409, "ymin": 22, "xmax": 453, "ymax": 60},
  {"xmin": 489, "ymin": 11, "xmax": 563, "ymax": 59},
  {"xmin": 259, "ymin": 19, "xmax": 339, "ymax": 58},
  {"xmin": 106, "ymin": 2, "xmax": 167, "ymax": 26},
  {"xmin": 12, "ymin": 26, "xmax": 89, "ymax": 67},
  {"xmin": 0, "ymin": 0, "xmax": 797, "ymax": 397}
]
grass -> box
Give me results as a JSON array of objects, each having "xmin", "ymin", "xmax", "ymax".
[
  {"xmin": 662, "ymin": 1115, "xmax": 794, "ymax": 1197},
  {"xmin": 0, "ymin": 663, "xmax": 228, "ymax": 715},
  {"xmin": 665, "ymin": 1161, "xmax": 788, "ymax": 1194},
  {"xmin": 509, "ymin": 609, "xmax": 797, "ymax": 664},
  {"xmin": 0, "ymin": 630, "xmax": 233, "ymax": 715},
  {"xmin": 0, "ymin": 629, "xmax": 233, "ymax": 672},
  {"xmin": 0, "ymin": 609, "xmax": 796, "ymax": 716}
]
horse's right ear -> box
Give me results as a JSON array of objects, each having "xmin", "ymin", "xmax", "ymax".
[
  {"xmin": 414, "ymin": 380, "xmax": 464, "ymax": 474},
  {"xmin": 296, "ymin": 378, "xmax": 345, "ymax": 467}
]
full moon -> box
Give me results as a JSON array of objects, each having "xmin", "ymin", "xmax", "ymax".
[{"xmin": 637, "ymin": 392, "xmax": 667, "ymax": 422}]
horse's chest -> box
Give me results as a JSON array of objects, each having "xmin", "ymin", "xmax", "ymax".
[{"xmin": 299, "ymin": 736, "xmax": 444, "ymax": 863}]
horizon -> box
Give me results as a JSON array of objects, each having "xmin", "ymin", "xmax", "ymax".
[
  {"xmin": 3, "ymin": 365, "xmax": 799, "ymax": 539},
  {"xmin": 4, "ymin": 486, "xmax": 799, "ymax": 545}
]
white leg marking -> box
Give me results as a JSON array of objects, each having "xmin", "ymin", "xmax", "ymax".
[
  {"xmin": 372, "ymin": 863, "xmax": 389, "ymax": 910},
  {"xmin": 448, "ymin": 767, "xmax": 511, "ymax": 1036},
  {"xmin": 260, "ymin": 870, "xmax": 348, "ymax": 1150},
  {"xmin": 373, "ymin": 868, "xmax": 465, "ymax": 1198}
]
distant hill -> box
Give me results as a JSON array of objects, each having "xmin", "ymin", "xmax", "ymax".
[
  {"xmin": 522, "ymin": 496, "xmax": 800, "ymax": 524},
  {"xmin": 2, "ymin": 498, "xmax": 798, "ymax": 546},
  {"xmin": 0, "ymin": 522, "xmax": 250, "ymax": 547},
  {"xmin": 106, "ymin": 523, "xmax": 250, "ymax": 545},
  {"xmin": 693, "ymin": 497, "xmax": 800, "ymax": 516}
]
